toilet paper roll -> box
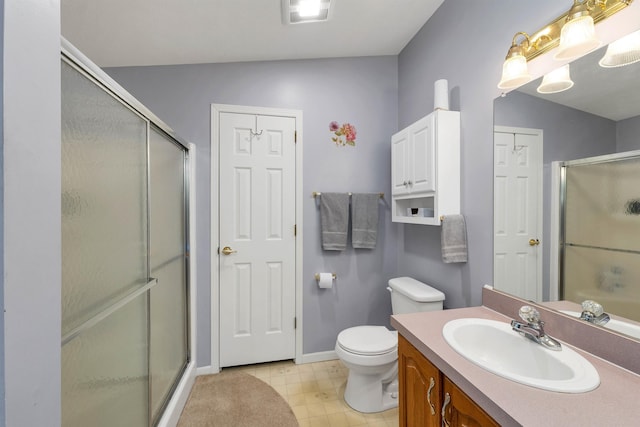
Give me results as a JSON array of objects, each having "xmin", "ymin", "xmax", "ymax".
[
  {"xmin": 434, "ymin": 79, "xmax": 449, "ymax": 111},
  {"xmin": 318, "ymin": 273, "xmax": 334, "ymax": 289}
]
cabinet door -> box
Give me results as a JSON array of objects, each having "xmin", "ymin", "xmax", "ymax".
[
  {"xmin": 409, "ymin": 115, "xmax": 436, "ymax": 194},
  {"xmin": 441, "ymin": 377, "xmax": 499, "ymax": 427},
  {"xmin": 399, "ymin": 336, "xmax": 440, "ymax": 427},
  {"xmin": 392, "ymin": 129, "xmax": 410, "ymax": 195}
]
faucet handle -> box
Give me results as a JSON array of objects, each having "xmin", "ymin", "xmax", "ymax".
[
  {"xmin": 581, "ymin": 300, "xmax": 604, "ymax": 316},
  {"xmin": 518, "ymin": 305, "xmax": 540, "ymax": 324}
]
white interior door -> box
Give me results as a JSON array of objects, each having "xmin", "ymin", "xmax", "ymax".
[
  {"xmin": 218, "ymin": 111, "xmax": 296, "ymax": 367},
  {"xmin": 494, "ymin": 126, "xmax": 543, "ymax": 301}
]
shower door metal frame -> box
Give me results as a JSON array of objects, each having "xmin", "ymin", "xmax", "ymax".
[
  {"xmin": 61, "ymin": 37, "xmax": 193, "ymax": 427},
  {"xmin": 555, "ymin": 149, "xmax": 640, "ymax": 300}
]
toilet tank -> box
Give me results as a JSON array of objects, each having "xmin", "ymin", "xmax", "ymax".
[{"xmin": 388, "ymin": 277, "xmax": 445, "ymax": 314}]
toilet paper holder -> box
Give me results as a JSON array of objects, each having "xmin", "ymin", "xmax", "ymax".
[{"xmin": 315, "ymin": 273, "xmax": 337, "ymax": 281}]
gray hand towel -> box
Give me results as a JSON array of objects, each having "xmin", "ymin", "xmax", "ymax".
[
  {"xmin": 441, "ymin": 214, "xmax": 468, "ymax": 263},
  {"xmin": 320, "ymin": 192, "xmax": 350, "ymax": 251},
  {"xmin": 351, "ymin": 193, "xmax": 379, "ymax": 249}
]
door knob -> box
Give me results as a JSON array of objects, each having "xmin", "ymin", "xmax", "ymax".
[
  {"xmin": 529, "ymin": 239, "xmax": 540, "ymax": 246},
  {"xmin": 221, "ymin": 246, "xmax": 237, "ymax": 255}
]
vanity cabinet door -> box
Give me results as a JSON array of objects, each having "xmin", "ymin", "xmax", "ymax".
[
  {"xmin": 441, "ymin": 376, "xmax": 499, "ymax": 427},
  {"xmin": 398, "ymin": 335, "xmax": 441, "ymax": 427}
]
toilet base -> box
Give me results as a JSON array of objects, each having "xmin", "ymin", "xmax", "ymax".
[{"xmin": 343, "ymin": 363, "xmax": 399, "ymax": 413}]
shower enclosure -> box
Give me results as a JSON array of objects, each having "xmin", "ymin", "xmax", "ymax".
[
  {"xmin": 61, "ymin": 43, "xmax": 191, "ymax": 426},
  {"xmin": 558, "ymin": 151, "xmax": 640, "ymax": 323}
]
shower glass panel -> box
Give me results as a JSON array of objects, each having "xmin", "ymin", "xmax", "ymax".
[
  {"xmin": 62, "ymin": 294, "xmax": 149, "ymax": 427},
  {"xmin": 61, "ymin": 59, "xmax": 149, "ymax": 426},
  {"xmin": 562, "ymin": 154, "xmax": 640, "ymax": 322},
  {"xmin": 61, "ymin": 60, "xmax": 148, "ymax": 337},
  {"xmin": 149, "ymin": 127, "xmax": 188, "ymax": 422}
]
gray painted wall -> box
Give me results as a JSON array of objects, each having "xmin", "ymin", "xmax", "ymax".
[
  {"xmin": 106, "ymin": 56, "xmax": 400, "ymax": 362},
  {"xmin": 494, "ymin": 91, "xmax": 617, "ymax": 299},
  {"xmin": 617, "ymin": 115, "xmax": 640, "ymax": 152},
  {"xmin": 3, "ymin": 0, "xmax": 62, "ymax": 425},
  {"xmin": 396, "ymin": 0, "xmax": 569, "ymax": 309},
  {"xmin": 0, "ymin": 0, "xmax": 4, "ymax": 422}
]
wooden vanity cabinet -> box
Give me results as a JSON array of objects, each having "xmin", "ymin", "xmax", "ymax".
[{"xmin": 398, "ymin": 335, "xmax": 498, "ymax": 427}]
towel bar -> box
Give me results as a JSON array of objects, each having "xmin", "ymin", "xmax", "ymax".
[{"xmin": 312, "ymin": 191, "xmax": 384, "ymax": 198}]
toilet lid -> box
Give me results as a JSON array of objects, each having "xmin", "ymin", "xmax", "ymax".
[{"xmin": 337, "ymin": 326, "xmax": 397, "ymax": 356}]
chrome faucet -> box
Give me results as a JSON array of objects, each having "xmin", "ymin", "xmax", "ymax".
[
  {"xmin": 580, "ymin": 300, "xmax": 610, "ymax": 326},
  {"xmin": 511, "ymin": 306, "xmax": 562, "ymax": 351}
]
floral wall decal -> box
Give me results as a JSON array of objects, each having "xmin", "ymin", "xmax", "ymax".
[{"xmin": 329, "ymin": 121, "xmax": 357, "ymax": 146}]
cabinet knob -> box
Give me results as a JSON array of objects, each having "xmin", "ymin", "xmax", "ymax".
[
  {"xmin": 403, "ymin": 181, "xmax": 408, "ymax": 186},
  {"xmin": 407, "ymin": 180, "xmax": 412, "ymax": 186}
]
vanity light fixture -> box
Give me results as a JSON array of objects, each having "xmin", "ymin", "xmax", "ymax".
[
  {"xmin": 497, "ymin": 32, "xmax": 533, "ymax": 90},
  {"xmin": 499, "ymin": 1, "xmax": 632, "ymax": 65},
  {"xmin": 537, "ymin": 64, "xmax": 575, "ymax": 94},
  {"xmin": 554, "ymin": 0, "xmax": 602, "ymax": 60},
  {"xmin": 282, "ymin": 0, "xmax": 332, "ymax": 24},
  {"xmin": 599, "ymin": 29, "xmax": 640, "ymax": 67},
  {"xmin": 497, "ymin": 0, "xmax": 633, "ymax": 90}
]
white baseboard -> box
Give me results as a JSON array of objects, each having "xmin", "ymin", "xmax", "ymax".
[
  {"xmin": 300, "ymin": 350, "xmax": 338, "ymax": 364},
  {"xmin": 157, "ymin": 361, "xmax": 197, "ymax": 427},
  {"xmin": 196, "ymin": 365, "xmax": 219, "ymax": 376}
]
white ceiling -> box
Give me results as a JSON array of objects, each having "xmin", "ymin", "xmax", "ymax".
[{"xmin": 61, "ymin": 0, "xmax": 444, "ymax": 68}]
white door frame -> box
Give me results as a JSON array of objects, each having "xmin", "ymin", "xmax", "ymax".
[
  {"xmin": 493, "ymin": 125, "xmax": 544, "ymax": 302},
  {"xmin": 210, "ymin": 104, "xmax": 303, "ymax": 372}
]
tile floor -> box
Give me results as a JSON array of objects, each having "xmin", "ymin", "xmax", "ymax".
[{"xmin": 224, "ymin": 359, "xmax": 399, "ymax": 427}]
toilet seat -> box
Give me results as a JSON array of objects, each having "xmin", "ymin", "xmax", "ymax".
[{"xmin": 337, "ymin": 326, "xmax": 397, "ymax": 356}]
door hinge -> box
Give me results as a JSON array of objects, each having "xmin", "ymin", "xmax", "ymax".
[
  {"xmin": 294, "ymin": 317, "xmax": 297, "ymax": 329},
  {"xmin": 294, "ymin": 224, "xmax": 297, "ymax": 236},
  {"xmin": 294, "ymin": 130, "xmax": 297, "ymax": 143},
  {"xmin": 217, "ymin": 247, "xmax": 219, "ymax": 255}
]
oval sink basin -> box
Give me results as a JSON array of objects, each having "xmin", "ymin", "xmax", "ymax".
[
  {"xmin": 442, "ymin": 318, "xmax": 599, "ymax": 393},
  {"xmin": 560, "ymin": 310, "xmax": 640, "ymax": 340}
]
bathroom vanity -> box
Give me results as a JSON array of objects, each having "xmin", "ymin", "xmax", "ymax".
[
  {"xmin": 399, "ymin": 334, "xmax": 497, "ymax": 426},
  {"xmin": 391, "ymin": 287, "xmax": 640, "ymax": 426}
]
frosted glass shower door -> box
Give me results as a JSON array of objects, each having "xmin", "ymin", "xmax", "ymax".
[
  {"xmin": 61, "ymin": 59, "xmax": 149, "ymax": 426},
  {"xmin": 149, "ymin": 127, "xmax": 188, "ymax": 421},
  {"xmin": 562, "ymin": 155, "xmax": 640, "ymax": 322}
]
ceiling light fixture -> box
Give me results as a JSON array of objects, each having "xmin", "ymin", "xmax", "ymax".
[
  {"xmin": 282, "ymin": 0, "xmax": 332, "ymax": 25},
  {"xmin": 498, "ymin": 33, "xmax": 533, "ymax": 90},
  {"xmin": 599, "ymin": 29, "xmax": 640, "ymax": 67},
  {"xmin": 537, "ymin": 64, "xmax": 575, "ymax": 94},
  {"xmin": 298, "ymin": 0, "xmax": 322, "ymax": 17}
]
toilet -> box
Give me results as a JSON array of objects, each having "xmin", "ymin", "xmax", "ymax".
[{"xmin": 335, "ymin": 277, "xmax": 445, "ymax": 413}]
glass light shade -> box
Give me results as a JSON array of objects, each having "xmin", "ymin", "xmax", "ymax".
[
  {"xmin": 537, "ymin": 65, "xmax": 574, "ymax": 94},
  {"xmin": 498, "ymin": 54, "xmax": 532, "ymax": 90},
  {"xmin": 555, "ymin": 15, "xmax": 601, "ymax": 60},
  {"xmin": 599, "ymin": 30, "xmax": 640, "ymax": 68}
]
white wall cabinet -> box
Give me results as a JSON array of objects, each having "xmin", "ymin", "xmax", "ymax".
[{"xmin": 391, "ymin": 110, "xmax": 460, "ymax": 225}]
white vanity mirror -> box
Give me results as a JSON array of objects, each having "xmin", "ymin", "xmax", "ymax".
[{"xmin": 493, "ymin": 25, "xmax": 640, "ymax": 340}]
